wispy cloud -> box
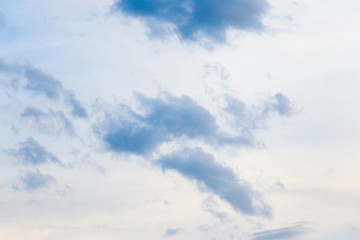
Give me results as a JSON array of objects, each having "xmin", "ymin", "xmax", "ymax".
[
  {"xmin": 202, "ymin": 196, "xmax": 228, "ymax": 220},
  {"xmin": 0, "ymin": 58, "xmax": 87, "ymax": 118},
  {"xmin": 114, "ymin": 0, "xmax": 269, "ymax": 43},
  {"xmin": 157, "ymin": 147, "xmax": 271, "ymax": 216},
  {"xmin": 6, "ymin": 137, "xmax": 63, "ymax": 166},
  {"xmin": 21, "ymin": 107, "xmax": 75, "ymax": 136},
  {"xmin": 13, "ymin": 169, "xmax": 56, "ymax": 191},
  {"xmin": 23, "ymin": 66, "xmax": 64, "ymax": 99},
  {"xmin": 165, "ymin": 228, "xmax": 184, "ymax": 237},
  {"xmin": 252, "ymin": 224, "xmax": 308, "ymax": 240}
]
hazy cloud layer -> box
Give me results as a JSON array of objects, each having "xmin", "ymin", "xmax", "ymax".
[
  {"xmin": 158, "ymin": 147, "xmax": 271, "ymax": 216},
  {"xmin": 115, "ymin": 0, "xmax": 269, "ymax": 42},
  {"xmin": 7, "ymin": 137, "xmax": 63, "ymax": 166}
]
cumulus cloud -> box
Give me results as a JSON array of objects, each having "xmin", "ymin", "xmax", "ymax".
[
  {"xmin": 252, "ymin": 224, "xmax": 308, "ymax": 240},
  {"xmin": 21, "ymin": 107, "xmax": 75, "ymax": 135},
  {"xmin": 6, "ymin": 137, "xmax": 63, "ymax": 166},
  {"xmin": 0, "ymin": 58, "xmax": 87, "ymax": 118},
  {"xmin": 98, "ymin": 92, "xmax": 291, "ymax": 155},
  {"xmin": 96, "ymin": 92, "xmax": 292, "ymax": 216},
  {"xmin": 100, "ymin": 93, "xmax": 221, "ymax": 155},
  {"xmin": 13, "ymin": 170, "xmax": 56, "ymax": 191},
  {"xmin": 157, "ymin": 147, "xmax": 271, "ymax": 216},
  {"xmin": 115, "ymin": 0, "xmax": 269, "ymax": 43}
]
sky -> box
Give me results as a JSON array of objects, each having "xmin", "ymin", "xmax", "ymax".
[{"xmin": 0, "ymin": 0, "xmax": 360, "ymax": 239}]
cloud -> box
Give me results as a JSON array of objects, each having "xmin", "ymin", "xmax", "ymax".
[
  {"xmin": 202, "ymin": 196, "xmax": 228, "ymax": 220},
  {"xmin": 96, "ymin": 92, "xmax": 292, "ymax": 216},
  {"xmin": 165, "ymin": 228, "xmax": 184, "ymax": 237},
  {"xmin": 13, "ymin": 170, "xmax": 56, "ymax": 191},
  {"xmin": 64, "ymin": 91, "xmax": 88, "ymax": 118},
  {"xmin": 100, "ymin": 93, "xmax": 219, "ymax": 155},
  {"xmin": 23, "ymin": 66, "xmax": 64, "ymax": 99},
  {"xmin": 0, "ymin": 58, "xmax": 88, "ymax": 118},
  {"xmin": 21, "ymin": 107, "xmax": 75, "ymax": 135},
  {"xmin": 224, "ymin": 92, "xmax": 293, "ymax": 129},
  {"xmin": 263, "ymin": 93, "xmax": 293, "ymax": 117},
  {"xmin": 6, "ymin": 137, "xmax": 63, "ymax": 166},
  {"xmin": 252, "ymin": 224, "xmax": 308, "ymax": 240},
  {"xmin": 157, "ymin": 147, "xmax": 271, "ymax": 216},
  {"xmin": 99, "ymin": 92, "xmax": 291, "ymax": 155},
  {"xmin": 115, "ymin": 0, "xmax": 269, "ymax": 43}
]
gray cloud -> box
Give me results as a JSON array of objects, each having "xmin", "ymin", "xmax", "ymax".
[
  {"xmin": 0, "ymin": 58, "xmax": 87, "ymax": 118},
  {"xmin": 115, "ymin": 0, "xmax": 269, "ymax": 43},
  {"xmin": 13, "ymin": 170, "xmax": 56, "ymax": 191},
  {"xmin": 6, "ymin": 137, "xmax": 63, "ymax": 166},
  {"xmin": 21, "ymin": 107, "xmax": 75, "ymax": 135},
  {"xmin": 264, "ymin": 93, "xmax": 293, "ymax": 117},
  {"xmin": 157, "ymin": 147, "xmax": 271, "ymax": 216},
  {"xmin": 64, "ymin": 91, "xmax": 88, "ymax": 118},
  {"xmin": 23, "ymin": 66, "xmax": 64, "ymax": 99},
  {"xmin": 98, "ymin": 92, "xmax": 291, "ymax": 155},
  {"xmin": 95, "ymin": 92, "xmax": 292, "ymax": 217},
  {"xmin": 202, "ymin": 196, "xmax": 228, "ymax": 220},
  {"xmin": 165, "ymin": 228, "xmax": 184, "ymax": 237}
]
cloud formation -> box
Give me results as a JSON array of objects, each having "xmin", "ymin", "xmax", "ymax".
[
  {"xmin": 99, "ymin": 92, "xmax": 291, "ymax": 155},
  {"xmin": 165, "ymin": 228, "xmax": 184, "ymax": 237},
  {"xmin": 115, "ymin": 0, "xmax": 269, "ymax": 42},
  {"xmin": 23, "ymin": 66, "xmax": 64, "ymax": 99},
  {"xmin": 13, "ymin": 170, "xmax": 56, "ymax": 191},
  {"xmin": 202, "ymin": 196, "xmax": 228, "ymax": 220},
  {"xmin": 101, "ymin": 93, "xmax": 219, "ymax": 155},
  {"xmin": 7, "ymin": 137, "xmax": 63, "ymax": 166},
  {"xmin": 21, "ymin": 107, "xmax": 75, "ymax": 135},
  {"xmin": 0, "ymin": 58, "xmax": 87, "ymax": 118},
  {"xmin": 158, "ymin": 147, "xmax": 271, "ymax": 216},
  {"xmin": 96, "ymin": 92, "xmax": 292, "ymax": 216},
  {"xmin": 252, "ymin": 224, "xmax": 308, "ymax": 240},
  {"xmin": 264, "ymin": 93, "xmax": 294, "ymax": 117}
]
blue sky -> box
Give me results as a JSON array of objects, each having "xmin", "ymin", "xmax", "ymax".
[{"xmin": 1, "ymin": 0, "xmax": 360, "ymax": 239}]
